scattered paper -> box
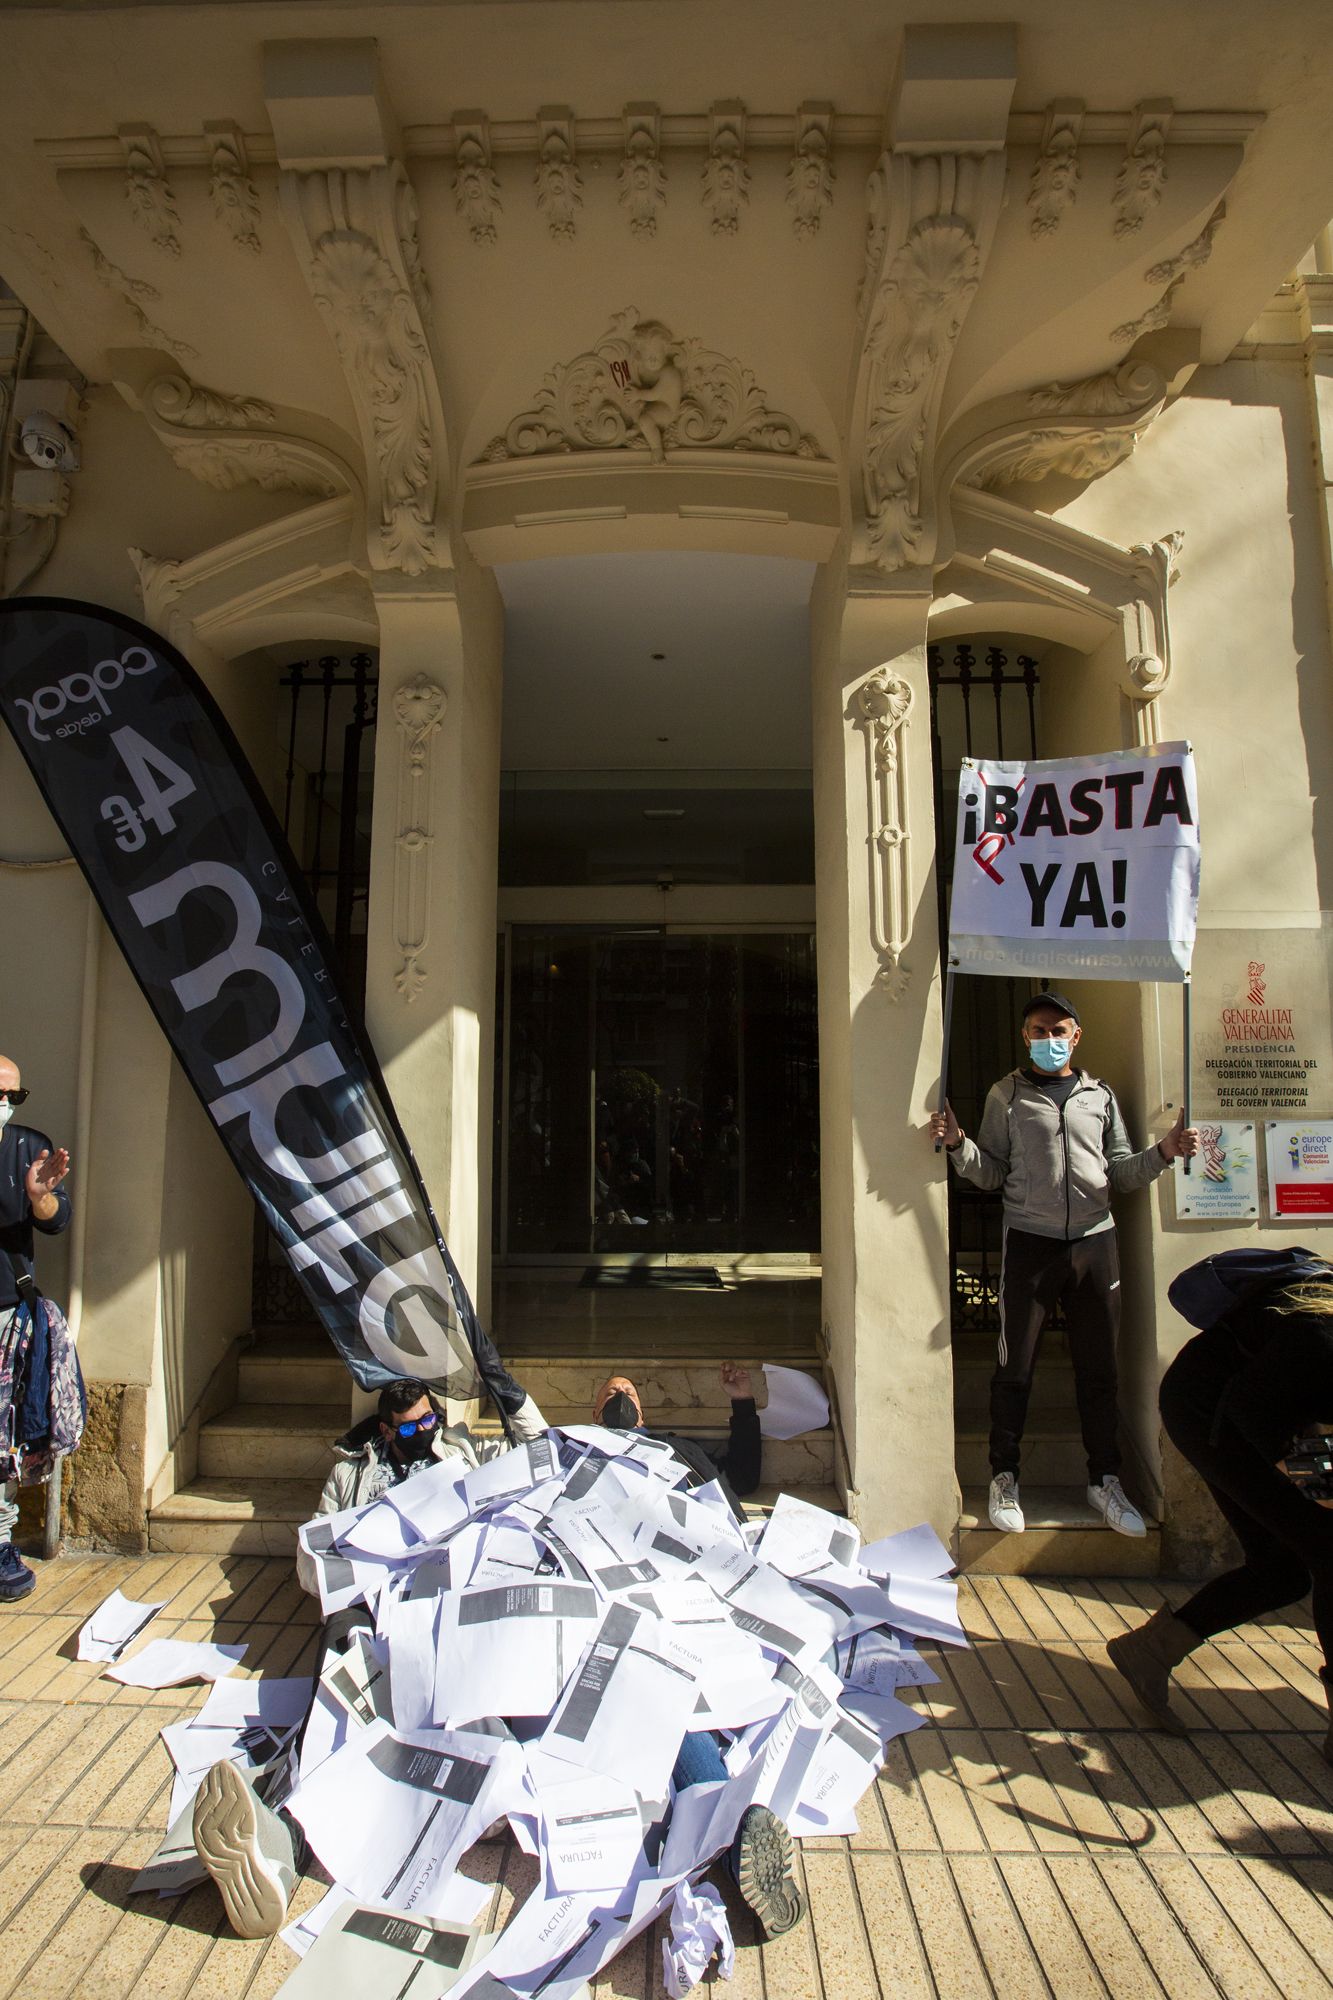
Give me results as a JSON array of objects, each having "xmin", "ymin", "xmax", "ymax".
[
  {"xmin": 662, "ymin": 1877, "xmax": 735, "ymax": 1999},
  {"xmin": 125, "ymin": 1407, "xmax": 970, "ymax": 1994},
  {"xmin": 107, "ymin": 1640, "xmax": 247, "ymax": 1687},
  {"xmin": 858, "ymin": 1522, "xmax": 954, "ymax": 1582},
  {"xmin": 76, "ymin": 1589, "xmax": 167, "ymax": 1664},
  {"xmin": 273, "ymin": 1902, "xmax": 486, "ymax": 1998},
  {"xmin": 758, "ymin": 1364, "xmax": 830, "ymax": 1440}
]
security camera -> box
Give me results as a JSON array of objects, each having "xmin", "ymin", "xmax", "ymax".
[{"xmin": 19, "ymin": 412, "xmax": 79, "ymax": 473}]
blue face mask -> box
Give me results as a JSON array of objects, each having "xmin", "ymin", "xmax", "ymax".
[{"xmin": 1029, "ymin": 1036, "xmax": 1073, "ymax": 1073}]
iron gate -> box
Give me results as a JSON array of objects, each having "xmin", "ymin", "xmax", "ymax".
[
  {"xmin": 251, "ymin": 650, "xmax": 378, "ymax": 1324},
  {"xmin": 928, "ymin": 640, "xmax": 1042, "ymax": 1335}
]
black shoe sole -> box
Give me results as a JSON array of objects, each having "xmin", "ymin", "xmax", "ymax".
[{"xmin": 736, "ymin": 1806, "xmax": 806, "ymax": 1939}]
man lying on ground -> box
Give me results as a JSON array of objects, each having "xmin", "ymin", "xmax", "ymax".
[{"xmin": 191, "ymin": 1365, "xmax": 805, "ymax": 1946}]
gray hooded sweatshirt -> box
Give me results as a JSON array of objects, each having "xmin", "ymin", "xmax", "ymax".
[{"xmin": 948, "ymin": 1068, "xmax": 1169, "ymax": 1241}]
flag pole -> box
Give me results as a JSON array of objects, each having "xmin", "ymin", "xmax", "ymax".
[
  {"xmin": 1182, "ymin": 972, "xmax": 1193, "ymax": 1177},
  {"xmin": 935, "ymin": 960, "xmax": 958, "ymax": 1153}
]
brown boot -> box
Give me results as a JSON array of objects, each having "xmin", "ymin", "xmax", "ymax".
[
  {"xmin": 1321, "ymin": 1669, "xmax": 1333, "ymax": 1767},
  {"xmin": 1106, "ymin": 1605, "xmax": 1198, "ymax": 1734}
]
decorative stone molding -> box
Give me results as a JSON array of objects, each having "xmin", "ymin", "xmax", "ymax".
[
  {"xmin": 80, "ymin": 229, "xmax": 197, "ymax": 363},
  {"xmin": 1111, "ymin": 286, "xmax": 1176, "ymax": 348},
  {"xmin": 854, "ymin": 668, "xmax": 915, "ymax": 999},
  {"xmin": 787, "ymin": 103, "xmax": 834, "ymax": 239},
  {"xmin": 961, "ymin": 358, "xmax": 1170, "ymax": 489},
  {"xmin": 119, "ymin": 125, "xmax": 181, "ymax": 256},
  {"xmin": 1122, "ymin": 529, "xmax": 1184, "ymax": 746},
  {"xmin": 619, "ymin": 105, "xmax": 666, "ymax": 238},
  {"xmin": 147, "ymin": 375, "xmax": 273, "ymax": 431},
  {"xmin": 128, "ymin": 546, "xmax": 191, "ymax": 652},
  {"xmin": 125, "ymin": 367, "xmax": 349, "ymax": 499},
  {"xmin": 205, "ymin": 121, "xmax": 261, "ymax": 254},
  {"xmin": 702, "ymin": 102, "xmax": 749, "ymax": 235},
  {"xmin": 535, "ymin": 109, "xmax": 583, "ymax": 241},
  {"xmin": 479, "ymin": 307, "xmax": 824, "ymax": 463},
  {"xmin": 1113, "ymin": 100, "xmax": 1171, "ymax": 238},
  {"xmin": 279, "ymin": 163, "xmax": 447, "ymax": 574},
  {"xmin": 1145, "ymin": 201, "xmax": 1225, "ymax": 287},
  {"xmin": 1027, "ymin": 101, "xmax": 1083, "ymax": 238},
  {"xmin": 391, "ymin": 674, "xmax": 447, "ymax": 1002},
  {"xmin": 452, "ymin": 114, "xmax": 501, "ymax": 245},
  {"xmin": 851, "ymin": 152, "xmax": 1004, "ymax": 572}
]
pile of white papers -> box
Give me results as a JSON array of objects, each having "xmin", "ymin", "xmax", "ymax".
[
  {"xmin": 282, "ymin": 1436, "xmax": 963, "ymax": 1996},
  {"xmin": 131, "ymin": 1431, "xmax": 966, "ymax": 1997}
]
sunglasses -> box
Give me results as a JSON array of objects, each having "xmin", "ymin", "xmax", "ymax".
[
  {"xmin": 392, "ymin": 1410, "xmax": 438, "ymax": 1439},
  {"xmin": 0, "ymin": 1089, "xmax": 28, "ymax": 1106}
]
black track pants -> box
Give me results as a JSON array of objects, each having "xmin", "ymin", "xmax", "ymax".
[
  {"xmin": 1160, "ymin": 1342, "xmax": 1333, "ymax": 1674},
  {"xmin": 990, "ymin": 1225, "xmax": 1122, "ymax": 1483}
]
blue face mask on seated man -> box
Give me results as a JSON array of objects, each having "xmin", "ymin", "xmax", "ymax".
[{"xmin": 1029, "ymin": 1037, "xmax": 1073, "ymax": 1073}]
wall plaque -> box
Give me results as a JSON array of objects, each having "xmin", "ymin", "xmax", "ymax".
[
  {"xmin": 1190, "ymin": 926, "xmax": 1333, "ymax": 1119},
  {"xmin": 1264, "ymin": 1120, "xmax": 1333, "ymax": 1220},
  {"xmin": 1175, "ymin": 1120, "xmax": 1259, "ymax": 1220}
]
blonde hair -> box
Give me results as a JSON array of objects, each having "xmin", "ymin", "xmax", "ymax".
[{"xmin": 1267, "ymin": 1277, "xmax": 1333, "ymax": 1319}]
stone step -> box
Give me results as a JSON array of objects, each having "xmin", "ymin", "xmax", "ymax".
[
  {"xmin": 474, "ymin": 1415, "xmax": 834, "ymax": 1488},
  {"xmin": 514, "ymin": 1357, "xmax": 824, "ymax": 1424},
  {"xmin": 238, "ymin": 1337, "xmax": 351, "ymax": 1407},
  {"xmin": 954, "ymin": 1423, "xmax": 1090, "ymax": 1488},
  {"xmin": 198, "ymin": 1403, "xmax": 344, "ymax": 1481},
  {"xmin": 957, "ymin": 1486, "xmax": 1160, "ymax": 1576},
  {"xmin": 149, "ymin": 1477, "xmax": 322, "ymax": 1557}
]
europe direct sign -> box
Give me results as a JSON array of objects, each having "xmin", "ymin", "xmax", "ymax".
[
  {"xmin": 947, "ymin": 742, "xmax": 1200, "ymax": 982},
  {"xmin": 0, "ymin": 597, "xmax": 525, "ymax": 1410}
]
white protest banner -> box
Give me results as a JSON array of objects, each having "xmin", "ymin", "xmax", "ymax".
[{"xmin": 947, "ymin": 742, "xmax": 1199, "ymax": 982}]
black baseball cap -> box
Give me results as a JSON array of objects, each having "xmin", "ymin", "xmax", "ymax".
[{"xmin": 1021, "ymin": 991, "xmax": 1081, "ymax": 1027}]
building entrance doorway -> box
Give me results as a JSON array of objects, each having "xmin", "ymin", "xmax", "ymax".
[{"xmin": 497, "ymin": 926, "xmax": 819, "ymax": 1262}]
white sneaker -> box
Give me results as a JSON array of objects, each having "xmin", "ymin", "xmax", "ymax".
[
  {"xmin": 1088, "ymin": 1476, "xmax": 1146, "ymax": 1538},
  {"xmin": 988, "ymin": 1472, "xmax": 1025, "ymax": 1533}
]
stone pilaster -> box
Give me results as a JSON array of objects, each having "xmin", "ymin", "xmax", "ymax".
[{"xmin": 811, "ymin": 558, "xmax": 956, "ymax": 1543}]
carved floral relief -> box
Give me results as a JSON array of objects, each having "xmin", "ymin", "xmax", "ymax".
[
  {"xmin": 206, "ymin": 122, "xmax": 261, "ymax": 254},
  {"xmin": 702, "ymin": 104, "xmax": 750, "ymax": 235},
  {"xmin": 1027, "ymin": 102, "xmax": 1084, "ymax": 239},
  {"xmin": 787, "ymin": 105, "xmax": 835, "ymax": 239},
  {"xmin": 453, "ymin": 123, "xmax": 502, "ymax": 245},
  {"xmin": 535, "ymin": 115, "xmax": 583, "ymax": 241},
  {"xmin": 1113, "ymin": 102, "xmax": 1171, "ymax": 237},
  {"xmin": 860, "ymin": 215, "xmax": 981, "ymax": 569},
  {"xmin": 120, "ymin": 126, "xmax": 181, "ymax": 257},
  {"xmin": 855, "ymin": 669, "xmax": 915, "ymax": 999},
  {"xmin": 619, "ymin": 109, "xmax": 667, "ymax": 238},
  {"xmin": 480, "ymin": 308, "xmax": 823, "ymax": 463}
]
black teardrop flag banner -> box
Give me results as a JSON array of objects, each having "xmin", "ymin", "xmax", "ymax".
[{"xmin": 0, "ymin": 596, "xmax": 524, "ymax": 1418}]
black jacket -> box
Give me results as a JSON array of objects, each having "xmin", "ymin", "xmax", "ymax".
[
  {"xmin": 1166, "ymin": 1307, "xmax": 1333, "ymax": 1463},
  {"xmin": 644, "ymin": 1397, "xmax": 762, "ymax": 1521},
  {"xmin": 0, "ymin": 1124, "xmax": 71, "ymax": 1308}
]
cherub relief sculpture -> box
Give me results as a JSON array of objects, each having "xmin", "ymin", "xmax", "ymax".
[
  {"xmin": 618, "ymin": 319, "xmax": 683, "ymax": 459},
  {"xmin": 480, "ymin": 307, "xmax": 823, "ymax": 461}
]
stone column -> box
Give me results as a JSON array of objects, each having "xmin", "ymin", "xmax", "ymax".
[
  {"xmin": 811, "ymin": 557, "xmax": 957, "ymax": 1544},
  {"xmin": 364, "ymin": 558, "xmax": 504, "ymax": 1329}
]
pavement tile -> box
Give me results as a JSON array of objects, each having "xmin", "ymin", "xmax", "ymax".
[{"xmin": 2, "ymin": 1563, "xmax": 1333, "ymax": 1998}]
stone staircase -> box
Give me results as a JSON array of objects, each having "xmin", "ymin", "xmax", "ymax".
[
  {"xmin": 148, "ymin": 1326, "xmax": 838, "ymax": 1555},
  {"xmin": 951, "ymin": 1329, "xmax": 1161, "ymax": 1575}
]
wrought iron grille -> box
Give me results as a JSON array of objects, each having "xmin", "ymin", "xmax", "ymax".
[
  {"xmin": 928, "ymin": 640, "xmax": 1043, "ymax": 1336},
  {"xmin": 252, "ymin": 649, "xmax": 379, "ymax": 1326}
]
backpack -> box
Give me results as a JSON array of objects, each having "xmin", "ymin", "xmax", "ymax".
[
  {"xmin": 1167, "ymin": 1246, "xmax": 1333, "ymax": 1331},
  {"xmin": 3, "ymin": 1254, "xmax": 87, "ymax": 1484}
]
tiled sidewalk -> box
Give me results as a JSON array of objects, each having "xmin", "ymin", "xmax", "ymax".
[{"xmin": 0, "ymin": 1553, "xmax": 1330, "ymax": 1998}]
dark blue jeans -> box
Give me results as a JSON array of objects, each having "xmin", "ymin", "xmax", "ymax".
[{"xmin": 672, "ymin": 1730, "xmax": 745, "ymax": 1881}]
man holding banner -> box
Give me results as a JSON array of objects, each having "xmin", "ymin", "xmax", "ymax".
[{"xmin": 929, "ymin": 743, "xmax": 1203, "ymax": 1538}]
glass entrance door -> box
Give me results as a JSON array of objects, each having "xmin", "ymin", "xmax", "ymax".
[{"xmin": 500, "ymin": 928, "xmax": 818, "ymax": 1259}]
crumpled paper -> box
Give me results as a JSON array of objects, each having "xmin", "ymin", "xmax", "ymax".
[{"xmin": 662, "ymin": 1876, "xmax": 735, "ymax": 1997}]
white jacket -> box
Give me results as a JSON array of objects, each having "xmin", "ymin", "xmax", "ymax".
[{"xmin": 296, "ymin": 1393, "xmax": 548, "ymax": 1595}]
